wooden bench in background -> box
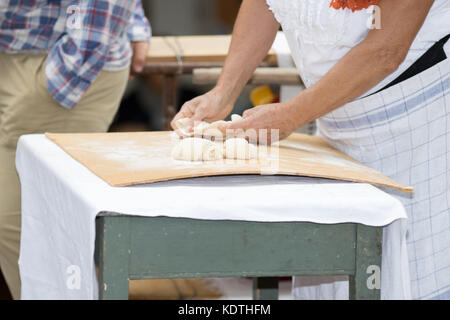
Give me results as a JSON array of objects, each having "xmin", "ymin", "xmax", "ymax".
[{"xmin": 143, "ymin": 35, "xmax": 280, "ymax": 129}]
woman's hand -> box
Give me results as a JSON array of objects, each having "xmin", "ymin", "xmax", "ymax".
[
  {"xmin": 219, "ymin": 101, "xmax": 302, "ymax": 144},
  {"xmin": 170, "ymin": 88, "xmax": 235, "ymax": 135},
  {"xmin": 170, "ymin": 0, "xmax": 279, "ymax": 135}
]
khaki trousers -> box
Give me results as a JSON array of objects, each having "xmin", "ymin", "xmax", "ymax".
[{"xmin": 0, "ymin": 52, "xmax": 129, "ymax": 299}]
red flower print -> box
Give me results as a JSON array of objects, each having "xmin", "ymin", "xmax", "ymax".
[{"xmin": 330, "ymin": 0, "xmax": 380, "ymax": 12}]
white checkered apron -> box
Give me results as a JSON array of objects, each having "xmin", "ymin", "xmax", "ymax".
[{"xmin": 317, "ymin": 58, "xmax": 450, "ymax": 299}]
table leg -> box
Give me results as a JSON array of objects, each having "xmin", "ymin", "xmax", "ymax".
[
  {"xmin": 349, "ymin": 225, "xmax": 382, "ymax": 300},
  {"xmin": 253, "ymin": 277, "xmax": 279, "ymax": 300},
  {"xmin": 162, "ymin": 74, "xmax": 178, "ymax": 130},
  {"xmin": 96, "ymin": 216, "xmax": 131, "ymax": 300}
]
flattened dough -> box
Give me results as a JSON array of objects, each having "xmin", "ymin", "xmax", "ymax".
[
  {"xmin": 171, "ymin": 137, "xmax": 259, "ymax": 161},
  {"xmin": 172, "ymin": 114, "xmax": 259, "ymax": 161},
  {"xmin": 171, "ymin": 137, "xmax": 223, "ymax": 161},
  {"xmin": 224, "ymin": 138, "xmax": 258, "ymax": 160}
]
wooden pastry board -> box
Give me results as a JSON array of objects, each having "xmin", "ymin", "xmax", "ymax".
[
  {"xmin": 45, "ymin": 132, "xmax": 413, "ymax": 194},
  {"xmin": 147, "ymin": 35, "xmax": 278, "ymax": 64}
]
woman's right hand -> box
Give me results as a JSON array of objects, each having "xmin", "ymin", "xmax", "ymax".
[
  {"xmin": 170, "ymin": 87, "xmax": 235, "ymax": 135},
  {"xmin": 170, "ymin": 0, "xmax": 280, "ymax": 135}
]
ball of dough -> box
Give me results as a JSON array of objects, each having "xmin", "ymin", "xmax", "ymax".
[
  {"xmin": 231, "ymin": 114, "xmax": 242, "ymax": 122},
  {"xmin": 171, "ymin": 137, "xmax": 223, "ymax": 161},
  {"xmin": 198, "ymin": 116, "xmax": 241, "ymax": 139},
  {"xmin": 192, "ymin": 121, "xmax": 211, "ymax": 136},
  {"xmin": 201, "ymin": 121, "xmax": 227, "ymax": 140},
  {"xmin": 174, "ymin": 114, "xmax": 243, "ymax": 140},
  {"xmin": 224, "ymin": 138, "xmax": 258, "ymax": 160}
]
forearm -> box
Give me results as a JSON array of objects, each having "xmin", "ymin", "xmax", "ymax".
[
  {"xmin": 291, "ymin": 40, "xmax": 404, "ymax": 125},
  {"xmin": 215, "ymin": 0, "xmax": 279, "ymax": 104}
]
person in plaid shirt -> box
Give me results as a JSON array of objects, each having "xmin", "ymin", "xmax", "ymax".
[{"xmin": 0, "ymin": 0, "xmax": 151, "ymax": 299}]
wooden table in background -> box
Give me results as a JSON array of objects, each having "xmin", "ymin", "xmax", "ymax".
[{"xmin": 143, "ymin": 35, "xmax": 279, "ymax": 129}]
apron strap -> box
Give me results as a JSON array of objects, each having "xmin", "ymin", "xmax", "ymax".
[{"xmin": 370, "ymin": 34, "xmax": 450, "ymax": 96}]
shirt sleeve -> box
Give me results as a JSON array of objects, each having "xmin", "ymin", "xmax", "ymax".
[
  {"xmin": 45, "ymin": 1, "xmax": 138, "ymax": 109},
  {"xmin": 127, "ymin": 0, "xmax": 152, "ymax": 42}
]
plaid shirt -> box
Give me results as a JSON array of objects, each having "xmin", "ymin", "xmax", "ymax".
[{"xmin": 0, "ymin": 1, "xmax": 151, "ymax": 108}]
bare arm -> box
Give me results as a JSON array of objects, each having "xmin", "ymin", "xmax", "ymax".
[
  {"xmin": 171, "ymin": 0, "xmax": 279, "ymax": 130},
  {"xmin": 215, "ymin": 0, "xmax": 280, "ymax": 106},
  {"xmin": 293, "ymin": 0, "xmax": 436, "ymax": 126},
  {"xmin": 225, "ymin": 0, "xmax": 436, "ymax": 142}
]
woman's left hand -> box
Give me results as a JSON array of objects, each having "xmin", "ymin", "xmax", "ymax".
[{"xmin": 218, "ymin": 102, "xmax": 301, "ymax": 144}]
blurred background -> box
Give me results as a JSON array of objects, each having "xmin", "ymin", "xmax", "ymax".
[{"xmin": 109, "ymin": 0, "xmax": 264, "ymax": 133}]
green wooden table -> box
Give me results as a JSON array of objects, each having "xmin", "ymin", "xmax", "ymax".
[{"xmin": 94, "ymin": 213, "xmax": 382, "ymax": 300}]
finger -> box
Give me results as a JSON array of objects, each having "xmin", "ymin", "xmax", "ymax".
[
  {"xmin": 242, "ymin": 107, "xmax": 257, "ymax": 118},
  {"xmin": 171, "ymin": 110, "xmax": 190, "ymax": 131},
  {"xmin": 174, "ymin": 127, "xmax": 192, "ymax": 138},
  {"xmin": 170, "ymin": 99, "xmax": 198, "ymax": 130},
  {"xmin": 190, "ymin": 101, "xmax": 209, "ymax": 122},
  {"xmin": 172, "ymin": 118, "xmax": 194, "ymax": 137},
  {"xmin": 218, "ymin": 117, "xmax": 254, "ymax": 139},
  {"xmin": 131, "ymin": 42, "xmax": 149, "ymax": 74},
  {"xmin": 225, "ymin": 117, "xmax": 254, "ymax": 131}
]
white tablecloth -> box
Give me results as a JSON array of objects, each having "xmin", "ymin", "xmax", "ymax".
[{"xmin": 16, "ymin": 135, "xmax": 411, "ymax": 299}]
